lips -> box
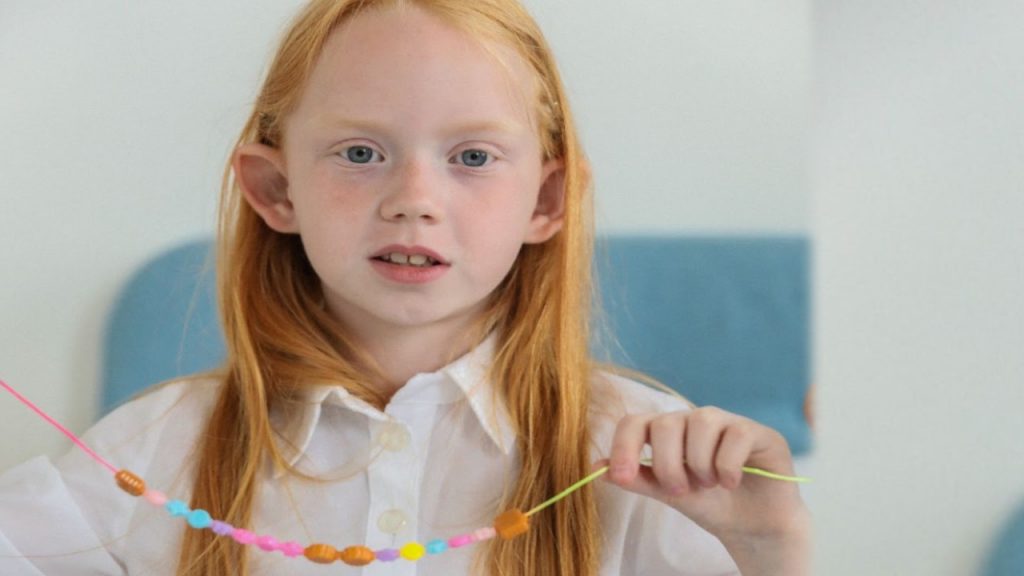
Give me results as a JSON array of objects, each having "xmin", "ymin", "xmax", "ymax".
[
  {"xmin": 369, "ymin": 245, "xmax": 449, "ymax": 268},
  {"xmin": 369, "ymin": 245, "xmax": 450, "ymax": 284}
]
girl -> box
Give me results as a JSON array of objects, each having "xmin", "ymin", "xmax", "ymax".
[{"xmin": 0, "ymin": 0, "xmax": 809, "ymax": 574}]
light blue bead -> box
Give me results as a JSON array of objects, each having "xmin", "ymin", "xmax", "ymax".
[
  {"xmin": 166, "ymin": 499, "xmax": 190, "ymax": 517},
  {"xmin": 187, "ymin": 509, "xmax": 213, "ymax": 529},
  {"xmin": 426, "ymin": 539, "xmax": 448, "ymax": 555}
]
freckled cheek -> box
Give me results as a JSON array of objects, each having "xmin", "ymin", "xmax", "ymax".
[
  {"xmin": 299, "ymin": 222, "xmax": 364, "ymax": 282},
  {"xmin": 290, "ymin": 192, "xmax": 376, "ymax": 274}
]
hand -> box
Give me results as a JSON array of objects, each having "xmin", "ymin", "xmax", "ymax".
[{"xmin": 599, "ymin": 407, "xmax": 810, "ymax": 572}]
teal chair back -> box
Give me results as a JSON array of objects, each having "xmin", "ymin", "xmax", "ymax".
[
  {"xmin": 982, "ymin": 501, "xmax": 1024, "ymax": 576},
  {"xmin": 102, "ymin": 235, "xmax": 811, "ymax": 455},
  {"xmin": 101, "ymin": 239, "xmax": 223, "ymax": 412}
]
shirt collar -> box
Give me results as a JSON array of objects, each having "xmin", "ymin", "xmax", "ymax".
[{"xmin": 270, "ymin": 333, "xmax": 515, "ymax": 477}]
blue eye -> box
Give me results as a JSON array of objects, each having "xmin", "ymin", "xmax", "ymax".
[
  {"xmin": 458, "ymin": 149, "xmax": 490, "ymax": 167},
  {"xmin": 344, "ymin": 146, "xmax": 378, "ymax": 164}
]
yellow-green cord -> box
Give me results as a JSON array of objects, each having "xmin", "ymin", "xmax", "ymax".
[{"xmin": 526, "ymin": 459, "xmax": 812, "ymax": 517}]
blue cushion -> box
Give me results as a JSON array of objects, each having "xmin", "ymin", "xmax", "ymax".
[
  {"xmin": 595, "ymin": 235, "xmax": 811, "ymax": 455},
  {"xmin": 100, "ymin": 239, "xmax": 224, "ymax": 413}
]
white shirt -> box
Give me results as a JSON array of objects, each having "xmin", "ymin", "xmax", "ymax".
[{"xmin": 0, "ymin": 337, "xmax": 738, "ymax": 575}]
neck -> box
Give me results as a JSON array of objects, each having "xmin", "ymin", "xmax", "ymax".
[{"xmin": 340, "ymin": 315, "xmax": 489, "ymax": 398}]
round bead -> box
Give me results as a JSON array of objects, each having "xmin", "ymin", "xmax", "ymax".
[
  {"xmin": 304, "ymin": 543, "xmax": 338, "ymax": 564},
  {"xmin": 166, "ymin": 500, "xmax": 190, "ymax": 517},
  {"xmin": 115, "ymin": 470, "xmax": 146, "ymax": 496},
  {"xmin": 447, "ymin": 534, "xmax": 474, "ymax": 548},
  {"xmin": 399, "ymin": 542, "xmax": 426, "ymax": 561},
  {"xmin": 375, "ymin": 548, "xmax": 400, "ymax": 562},
  {"xmin": 232, "ymin": 529, "xmax": 257, "ymax": 545},
  {"xmin": 256, "ymin": 535, "xmax": 279, "ymax": 552},
  {"xmin": 339, "ymin": 545, "xmax": 375, "ymax": 566},
  {"xmin": 144, "ymin": 490, "xmax": 167, "ymax": 506},
  {"xmin": 186, "ymin": 509, "xmax": 212, "ymax": 529},
  {"xmin": 425, "ymin": 539, "xmax": 448, "ymax": 555},
  {"xmin": 473, "ymin": 527, "xmax": 496, "ymax": 542},
  {"xmin": 210, "ymin": 521, "xmax": 234, "ymax": 536},
  {"xmin": 281, "ymin": 541, "xmax": 305, "ymax": 558}
]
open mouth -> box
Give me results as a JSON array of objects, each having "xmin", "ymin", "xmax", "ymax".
[{"xmin": 373, "ymin": 252, "xmax": 442, "ymax": 268}]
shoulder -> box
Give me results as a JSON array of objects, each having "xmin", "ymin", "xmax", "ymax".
[
  {"xmin": 75, "ymin": 376, "xmax": 224, "ymax": 481},
  {"xmin": 590, "ymin": 368, "xmax": 693, "ymax": 419}
]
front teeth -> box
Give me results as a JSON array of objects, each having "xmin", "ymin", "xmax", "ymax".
[{"xmin": 384, "ymin": 252, "xmax": 436, "ymax": 267}]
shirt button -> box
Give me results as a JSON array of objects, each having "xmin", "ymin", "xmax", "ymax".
[
  {"xmin": 377, "ymin": 423, "xmax": 411, "ymax": 452},
  {"xmin": 377, "ymin": 508, "xmax": 408, "ymax": 534}
]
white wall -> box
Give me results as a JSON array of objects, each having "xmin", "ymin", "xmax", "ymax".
[
  {"xmin": 814, "ymin": 1, "xmax": 1024, "ymax": 574},
  {"xmin": 0, "ymin": 1, "xmax": 308, "ymax": 469},
  {"xmin": 0, "ymin": 1, "xmax": 809, "ymax": 470}
]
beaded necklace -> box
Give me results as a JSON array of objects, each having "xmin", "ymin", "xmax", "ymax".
[{"xmin": 1, "ymin": 378, "xmax": 810, "ymax": 567}]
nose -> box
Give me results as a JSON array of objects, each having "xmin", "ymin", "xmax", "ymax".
[{"xmin": 379, "ymin": 157, "xmax": 445, "ymax": 223}]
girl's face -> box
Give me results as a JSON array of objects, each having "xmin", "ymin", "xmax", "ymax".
[{"xmin": 241, "ymin": 5, "xmax": 563, "ymax": 344}]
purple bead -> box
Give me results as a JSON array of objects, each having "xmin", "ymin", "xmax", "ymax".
[
  {"xmin": 210, "ymin": 521, "xmax": 234, "ymax": 536},
  {"xmin": 375, "ymin": 548, "xmax": 400, "ymax": 562}
]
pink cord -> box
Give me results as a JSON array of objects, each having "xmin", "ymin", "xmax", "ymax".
[{"xmin": 0, "ymin": 378, "xmax": 118, "ymax": 475}]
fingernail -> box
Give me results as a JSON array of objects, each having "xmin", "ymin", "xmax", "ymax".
[{"xmin": 610, "ymin": 464, "xmax": 629, "ymax": 480}]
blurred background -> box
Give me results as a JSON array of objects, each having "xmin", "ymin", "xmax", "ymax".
[{"xmin": 1, "ymin": 1, "xmax": 1022, "ymax": 574}]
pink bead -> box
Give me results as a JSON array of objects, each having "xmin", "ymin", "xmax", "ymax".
[
  {"xmin": 447, "ymin": 534, "xmax": 474, "ymax": 548},
  {"xmin": 144, "ymin": 490, "xmax": 167, "ymax": 506},
  {"xmin": 232, "ymin": 529, "xmax": 257, "ymax": 545},
  {"xmin": 256, "ymin": 535, "xmax": 279, "ymax": 551},
  {"xmin": 473, "ymin": 527, "xmax": 496, "ymax": 542},
  {"xmin": 280, "ymin": 541, "xmax": 305, "ymax": 558}
]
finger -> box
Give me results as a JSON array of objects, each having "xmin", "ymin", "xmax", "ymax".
[
  {"xmin": 608, "ymin": 414, "xmax": 653, "ymax": 484},
  {"xmin": 684, "ymin": 408, "xmax": 725, "ymax": 488},
  {"xmin": 649, "ymin": 415, "xmax": 689, "ymax": 496},
  {"xmin": 714, "ymin": 422, "xmax": 757, "ymax": 490},
  {"xmin": 594, "ymin": 457, "xmax": 666, "ymax": 502}
]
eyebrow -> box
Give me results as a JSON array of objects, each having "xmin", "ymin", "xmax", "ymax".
[{"xmin": 317, "ymin": 116, "xmax": 525, "ymax": 137}]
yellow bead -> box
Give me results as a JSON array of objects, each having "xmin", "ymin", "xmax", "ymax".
[{"xmin": 399, "ymin": 542, "xmax": 426, "ymax": 561}]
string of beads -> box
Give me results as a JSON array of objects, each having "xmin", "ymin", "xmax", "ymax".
[
  {"xmin": 116, "ymin": 469, "xmax": 530, "ymax": 566},
  {"xmin": 3, "ymin": 378, "xmax": 810, "ymax": 567}
]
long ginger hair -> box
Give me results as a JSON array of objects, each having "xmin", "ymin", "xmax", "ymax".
[{"xmin": 178, "ymin": 1, "xmax": 598, "ymax": 574}]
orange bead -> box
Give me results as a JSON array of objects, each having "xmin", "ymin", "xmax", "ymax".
[
  {"xmin": 494, "ymin": 509, "xmax": 530, "ymax": 540},
  {"xmin": 339, "ymin": 545, "xmax": 376, "ymax": 566},
  {"xmin": 303, "ymin": 543, "xmax": 338, "ymax": 564},
  {"xmin": 114, "ymin": 470, "xmax": 146, "ymax": 497}
]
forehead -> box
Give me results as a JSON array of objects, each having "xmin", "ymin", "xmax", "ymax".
[{"xmin": 290, "ymin": 4, "xmax": 539, "ymax": 133}]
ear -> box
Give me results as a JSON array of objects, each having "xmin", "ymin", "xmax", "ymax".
[
  {"xmin": 233, "ymin": 143, "xmax": 298, "ymax": 233},
  {"xmin": 524, "ymin": 158, "xmax": 566, "ymax": 244}
]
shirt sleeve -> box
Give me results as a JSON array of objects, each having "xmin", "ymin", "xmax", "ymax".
[
  {"xmin": 0, "ymin": 456, "xmax": 126, "ymax": 575},
  {"xmin": 0, "ymin": 378, "xmax": 218, "ymax": 576}
]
